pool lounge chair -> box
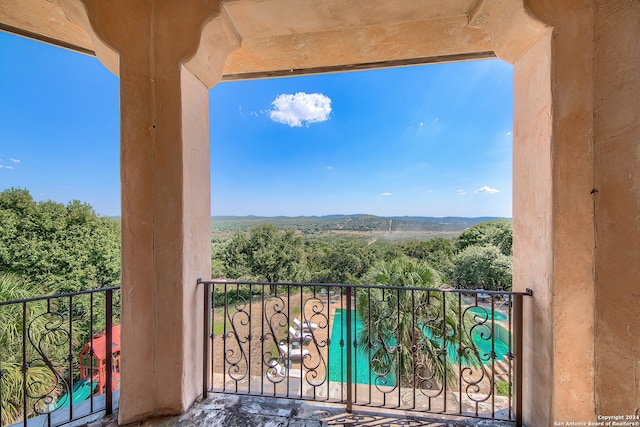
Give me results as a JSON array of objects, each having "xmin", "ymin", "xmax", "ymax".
[
  {"xmin": 266, "ymin": 362, "xmax": 305, "ymax": 381},
  {"xmin": 475, "ymin": 289, "xmax": 491, "ymax": 301},
  {"xmin": 288, "ymin": 326, "xmax": 312, "ymax": 345},
  {"xmin": 319, "ymin": 288, "xmax": 338, "ymax": 298},
  {"xmin": 293, "ymin": 317, "xmax": 318, "ymax": 331},
  {"xmin": 278, "ymin": 343, "xmax": 309, "ymax": 361}
]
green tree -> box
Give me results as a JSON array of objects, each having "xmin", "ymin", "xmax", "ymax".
[
  {"xmin": 453, "ymin": 244, "xmax": 512, "ymax": 291},
  {"xmin": 399, "ymin": 238, "xmax": 455, "ymax": 281},
  {"xmin": 0, "ymin": 189, "xmax": 121, "ymax": 363},
  {"xmin": 221, "ymin": 223, "xmax": 306, "ymax": 283},
  {"xmin": 455, "ymin": 219, "xmax": 512, "ymax": 256},
  {"xmin": 310, "ymin": 239, "xmax": 373, "ymax": 283},
  {"xmin": 0, "ymin": 188, "xmax": 121, "ymax": 294},
  {"xmin": 356, "ymin": 258, "xmax": 476, "ymax": 389}
]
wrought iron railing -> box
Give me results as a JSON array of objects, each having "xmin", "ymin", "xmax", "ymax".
[
  {"xmin": 0, "ymin": 287, "xmax": 120, "ymax": 427},
  {"xmin": 199, "ymin": 280, "xmax": 531, "ymax": 425}
]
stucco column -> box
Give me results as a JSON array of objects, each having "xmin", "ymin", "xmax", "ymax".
[
  {"xmin": 591, "ymin": 0, "xmax": 640, "ymax": 417},
  {"xmin": 59, "ymin": 1, "xmax": 240, "ymax": 423},
  {"xmin": 515, "ymin": 1, "xmax": 640, "ymax": 422},
  {"xmin": 515, "ymin": 2, "xmax": 597, "ymax": 423},
  {"xmin": 474, "ymin": 0, "xmax": 640, "ymax": 424}
]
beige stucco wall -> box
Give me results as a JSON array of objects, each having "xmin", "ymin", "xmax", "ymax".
[
  {"xmin": 516, "ymin": 0, "xmax": 640, "ymax": 423},
  {"xmin": 592, "ymin": 0, "xmax": 640, "ymax": 415},
  {"xmin": 513, "ymin": 30, "xmax": 555, "ymax": 425},
  {"xmin": 540, "ymin": 1, "xmax": 598, "ymax": 422},
  {"xmin": 485, "ymin": 0, "xmax": 640, "ymax": 423}
]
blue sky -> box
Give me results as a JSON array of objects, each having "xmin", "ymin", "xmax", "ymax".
[{"xmin": 1, "ymin": 31, "xmax": 513, "ymax": 218}]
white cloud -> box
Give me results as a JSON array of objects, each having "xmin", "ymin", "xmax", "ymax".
[
  {"xmin": 0, "ymin": 165, "xmax": 14, "ymax": 170},
  {"xmin": 456, "ymin": 189, "xmax": 467, "ymax": 195},
  {"xmin": 326, "ymin": 166, "xmax": 334, "ymax": 170},
  {"xmin": 475, "ymin": 186, "xmax": 500, "ymax": 194},
  {"xmin": 505, "ymin": 131, "xmax": 512, "ymax": 136},
  {"xmin": 9, "ymin": 158, "xmax": 20, "ymax": 163},
  {"xmin": 380, "ymin": 192, "xmax": 392, "ymax": 196},
  {"xmin": 269, "ymin": 92, "xmax": 332, "ymax": 127}
]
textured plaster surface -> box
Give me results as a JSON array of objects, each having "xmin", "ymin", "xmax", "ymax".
[
  {"xmin": 0, "ymin": 0, "xmax": 493, "ymax": 76},
  {"xmin": 87, "ymin": 394, "xmax": 516, "ymax": 427},
  {"xmin": 540, "ymin": 1, "xmax": 597, "ymax": 423},
  {"xmin": 0, "ymin": 0, "xmax": 94, "ymax": 51},
  {"xmin": 592, "ymin": 0, "xmax": 640, "ymax": 416},
  {"xmin": 513, "ymin": 31, "xmax": 554, "ymax": 426}
]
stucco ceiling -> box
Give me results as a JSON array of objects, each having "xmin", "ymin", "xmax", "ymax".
[{"xmin": 0, "ymin": 0, "xmax": 495, "ymax": 79}]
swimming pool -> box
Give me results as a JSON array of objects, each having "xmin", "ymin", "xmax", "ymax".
[
  {"xmin": 468, "ymin": 306, "xmax": 508, "ymax": 322},
  {"xmin": 328, "ymin": 308, "xmax": 511, "ymax": 383},
  {"xmin": 327, "ymin": 309, "xmax": 397, "ymax": 386},
  {"xmin": 471, "ymin": 323, "xmax": 510, "ymax": 363}
]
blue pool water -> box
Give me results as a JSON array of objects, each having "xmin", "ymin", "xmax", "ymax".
[
  {"xmin": 327, "ymin": 309, "xmax": 397, "ymax": 386},
  {"xmin": 328, "ymin": 309, "xmax": 511, "ymax": 383},
  {"xmin": 468, "ymin": 306, "xmax": 508, "ymax": 322}
]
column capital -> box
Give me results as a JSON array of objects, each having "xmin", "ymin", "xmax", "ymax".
[
  {"xmin": 468, "ymin": 0, "xmax": 549, "ymax": 63},
  {"xmin": 59, "ymin": 0, "xmax": 241, "ymax": 86}
]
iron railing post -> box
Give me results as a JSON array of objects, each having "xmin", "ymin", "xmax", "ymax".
[
  {"xmin": 202, "ymin": 279, "xmax": 211, "ymax": 399},
  {"xmin": 68, "ymin": 296, "xmax": 74, "ymax": 420},
  {"xmin": 22, "ymin": 302, "xmax": 27, "ymax": 427},
  {"xmin": 345, "ymin": 286, "xmax": 353, "ymax": 413},
  {"xmin": 105, "ymin": 289, "xmax": 113, "ymax": 416},
  {"xmin": 513, "ymin": 292, "xmax": 523, "ymax": 427},
  {"xmin": 0, "ymin": 331, "xmax": 3, "ymax": 427},
  {"xmin": 89, "ymin": 292, "xmax": 94, "ymax": 414}
]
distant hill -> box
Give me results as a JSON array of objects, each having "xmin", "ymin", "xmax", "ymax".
[{"xmin": 211, "ymin": 215, "xmax": 506, "ymax": 241}]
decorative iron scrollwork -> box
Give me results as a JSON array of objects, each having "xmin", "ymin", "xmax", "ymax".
[
  {"xmin": 460, "ymin": 305, "xmax": 494, "ymax": 404},
  {"xmin": 25, "ymin": 310, "xmax": 71, "ymax": 415},
  {"xmin": 224, "ymin": 289, "xmax": 250, "ymax": 382}
]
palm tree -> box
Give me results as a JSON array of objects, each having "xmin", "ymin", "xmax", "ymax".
[
  {"xmin": 0, "ymin": 274, "xmax": 72, "ymax": 425},
  {"xmin": 356, "ymin": 258, "xmax": 478, "ymax": 390}
]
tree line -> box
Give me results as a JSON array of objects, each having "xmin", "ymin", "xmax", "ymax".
[
  {"xmin": 214, "ymin": 218, "xmax": 513, "ymax": 291},
  {"xmin": 0, "ymin": 187, "xmax": 512, "ymax": 297}
]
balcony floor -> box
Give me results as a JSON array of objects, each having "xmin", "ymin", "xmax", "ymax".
[{"xmin": 89, "ymin": 393, "xmax": 516, "ymax": 427}]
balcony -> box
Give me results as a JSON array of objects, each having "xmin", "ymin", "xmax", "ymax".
[
  {"xmin": 2, "ymin": 1, "xmax": 639, "ymax": 424},
  {"xmin": 0, "ymin": 287, "xmax": 120, "ymax": 427},
  {"xmin": 0, "ymin": 282, "xmax": 528, "ymax": 426}
]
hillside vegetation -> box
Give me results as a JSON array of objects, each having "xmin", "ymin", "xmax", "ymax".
[
  {"xmin": 212, "ymin": 215, "xmax": 500, "ymax": 240},
  {"xmin": 213, "ymin": 217, "xmax": 513, "ymax": 291}
]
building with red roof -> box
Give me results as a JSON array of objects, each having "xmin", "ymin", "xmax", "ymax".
[{"xmin": 78, "ymin": 325, "xmax": 121, "ymax": 394}]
